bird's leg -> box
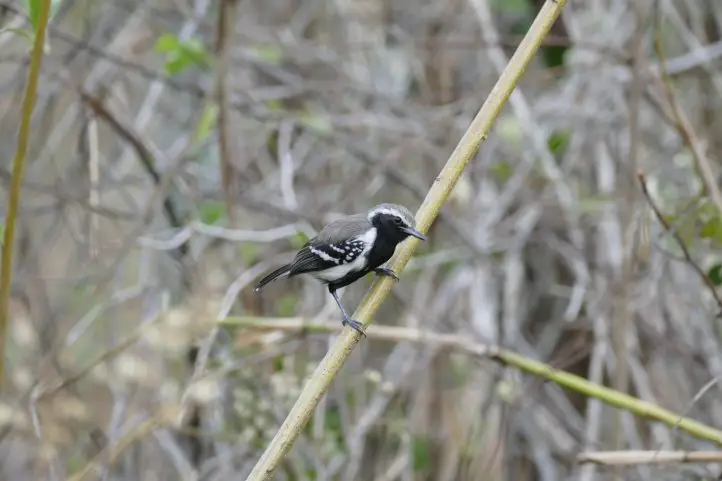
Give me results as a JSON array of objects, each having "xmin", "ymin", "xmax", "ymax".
[
  {"xmin": 329, "ymin": 288, "xmax": 366, "ymax": 336},
  {"xmin": 373, "ymin": 267, "xmax": 399, "ymax": 281}
]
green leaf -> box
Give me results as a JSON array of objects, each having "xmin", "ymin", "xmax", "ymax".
[
  {"xmin": 325, "ymin": 406, "xmax": 342, "ymax": 435},
  {"xmin": 547, "ymin": 129, "xmax": 571, "ymax": 157},
  {"xmin": 26, "ymin": 0, "xmax": 39, "ymax": 32},
  {"xmin": 411, "ymin": 436, "xmax": 432, "ymax": 472},
  {"xmin": 198, "ymin": 200, "xmax": 226, "ymax": 225},
  {"xmin": 266, "ymin": 129, "xmax": 279, "ymax": 158},
  {"xmin": 179, "ymin": 38, "xmax": 209, "ymax": 68},
  {"xmin": 665, "ymin": 211, "xmax": 697, "ymax": 250},
  {"xmin": 154, "ymin": 33, "xmax": 180, "ymax": 53},
  {"xmin": 25, "ymin": 0, "xmax": 62, "ymax": 33},
  {"xmin": 490, "ymin": 160, "xmax": 513, "ymax": 185},
  {"xmin": 698, "ymin": 202, "xmax": 718, "ymax": 220},
  {"xmin": 709, "ymin": 264, "xmax": 722, "ymax": 286},
  {"xmin": 700, "ymin": 216, "xmax": 722, "ymax": 242},
  {"xmin": 542, "ymin": 45, "xmax": 568, "ymax": 69},
  {"xmin": 194, "ymin": 103, "xmax": 218, "ymax": 142},
  {"xmin": 163, "ymin": 55, "xmax": 192, "ymax": 76},
  {"xmin": 155, "ymin": 34, "xmax": 209, "ymax": 76},
  {"xmin": 272, "ymin": 355, "xmax": 284, "ymax": 372},
  {"xmin": 697, "ymin": 202, "xmax": 722, "ymax": 246},
  {"xmin": 289, "ymin": 231, "xmax": 310, "ymax": 250}
]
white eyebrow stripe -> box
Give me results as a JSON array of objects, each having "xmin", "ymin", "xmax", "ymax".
[
  {"xmin": 367, "ymin": 207, "xmax": 413, "ymax": 226},
  {"xmin": 368, "ymin": 208, "xmax": 399, "ymax": 219}
]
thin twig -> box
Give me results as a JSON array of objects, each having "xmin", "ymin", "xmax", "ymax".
[
  {"xmin": 215, "ymin": 0, "xmax": 239, "ymax": 221},
  {"xmin": 137, "ymin": 221, "xmax": 308, "ymax": 250},
  {"xmin": 637, "ymin": 171, "xmax": 722, "ymax": 312},
  {"xmin": 86, "ymin": 112, "xmax": 100, "ymax": 259},
  {"xmin": 577, "ymin": 450, "xmax": 722, "ymax": 466},
  {"xmin": 76, "ymin": 86, "xmax": 186, "ymax": 234},
  {"xmin": 652, "ymin": 3, "xmax": 722, "ymax": 215}
]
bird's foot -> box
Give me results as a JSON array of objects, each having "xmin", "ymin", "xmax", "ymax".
[
  {"xmin": 374, "ymin": 267, "xmax": 399, "ymax": 281},
  {"xmin": 342, "ymin": 317, "xmax": 366, "ymax": 336}
]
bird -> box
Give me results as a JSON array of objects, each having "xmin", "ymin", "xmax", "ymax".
[{"xmin": 254, "ymin": 203, "xmax": 427, "ymax": 335}]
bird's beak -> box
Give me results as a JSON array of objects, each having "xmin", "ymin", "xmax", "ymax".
[{"xmin": 402, "ymin": 227, "xmax": 427, "ymax": 241}]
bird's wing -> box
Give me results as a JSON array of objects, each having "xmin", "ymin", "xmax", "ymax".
[
  {"xmin": 287, "ymin": 215, "xmax": 373, "ymax": 277},
  {"xmin": 287, "ymin": 242, "xmax": 337, "ymax": 276}
]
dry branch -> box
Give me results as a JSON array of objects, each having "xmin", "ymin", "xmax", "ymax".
[
  {"xmin": 577, "ymin": 450, "xmax": 722, "ymax": 466},
  {"xmin": 221, "ymin": 316, "xmax": 722, "ymax": 447},
  {"xmin": 637, "ymin": 171, "xmax": 722, "ymax": 312}
]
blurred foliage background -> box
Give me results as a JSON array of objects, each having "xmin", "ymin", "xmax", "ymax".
[{"xmin": 1, "ymin": 0, "xmax": 722, "ymax": 480}]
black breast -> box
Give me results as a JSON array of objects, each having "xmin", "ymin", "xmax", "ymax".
[{"xmin": 365, "ymin": 232, "xmax": 400, "ymax": 270}]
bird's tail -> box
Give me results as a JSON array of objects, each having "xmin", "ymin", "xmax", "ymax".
[{"xmin": 254, "ymin": 264, "xmax": 292, "ymax": 291}]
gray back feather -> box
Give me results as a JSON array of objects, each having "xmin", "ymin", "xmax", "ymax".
[{"xmin": 314, "ymin": 213, "xmax": 372, "ymax": 245}]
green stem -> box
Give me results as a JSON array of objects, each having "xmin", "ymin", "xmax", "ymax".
[
  {"xmin": 222, "ymin": 316, "xmax": 722, "ymax": 445},
  {"xmin": 496, "ymin": 350, "xmax": 722, "ymax": 444},
  {"xmin": 0, "ymin": 0, "xmax": 52, "ymax": 387}
]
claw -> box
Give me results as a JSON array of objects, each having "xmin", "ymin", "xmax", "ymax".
[
  {"xmin": 374, "ymin": 267, "xmax": 399, "ymax": 281},
  {"xmin": 342, "ymin": 317, "xmax": 366, "ymax": 336},
  {"xmin": 330, "ymin": 289, "xmax": 367, "ymax": 337}
]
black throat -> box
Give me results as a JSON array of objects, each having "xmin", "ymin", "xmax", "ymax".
[{"xmin": 365, "ymin": 213, "xmax": 410, "ymax": 271}]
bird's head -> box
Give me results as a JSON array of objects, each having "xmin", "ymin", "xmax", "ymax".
[{"xmin": 367, "ymin": 203, "xmax": 427, "ymax": 243}]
